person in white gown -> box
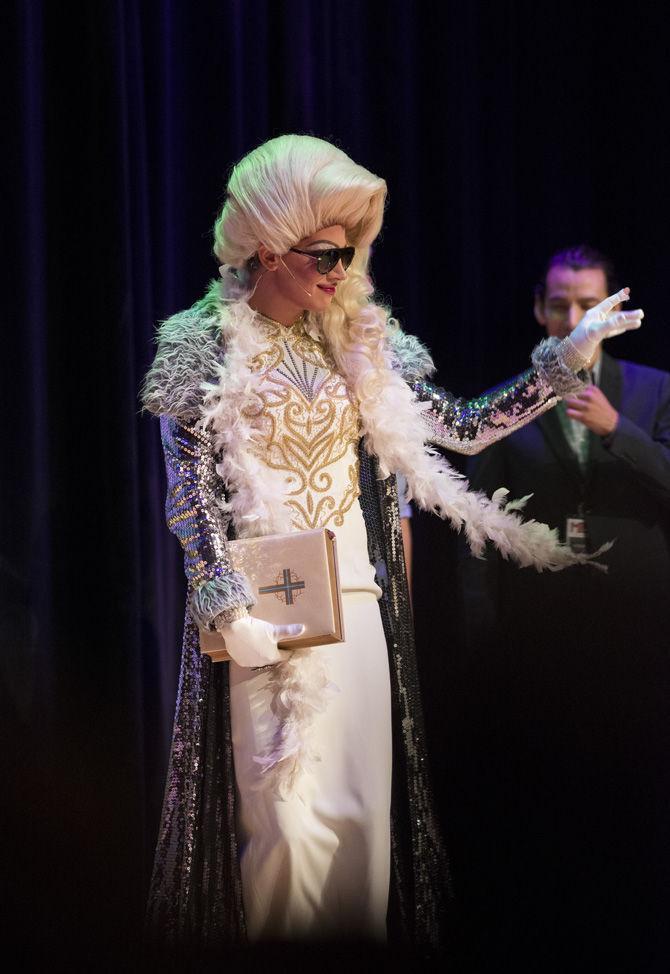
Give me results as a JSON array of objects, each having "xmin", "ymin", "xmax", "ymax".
[{"xmin": 142, "ymin": 134, "xmax": 643, "ymax": 948}]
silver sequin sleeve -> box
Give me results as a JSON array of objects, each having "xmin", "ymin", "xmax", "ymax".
[
  {"xmin": 160, "ymin": 416, "xmax": 255, "ymax": 628},
  {"xmin": 412, "ymin": 336, "xmax": 588, "ymax": 455}
]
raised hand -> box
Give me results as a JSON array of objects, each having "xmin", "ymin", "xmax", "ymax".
[
  {"xmin": 568, "ymin": 287, "xmax": 644, "ymax": 364},
  {"xmin": 220, "ymin": 615, "xmax": 305, "ymax": 668}
]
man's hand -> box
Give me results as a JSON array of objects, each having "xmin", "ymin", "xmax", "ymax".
[{"xmin": 564, "ymin": 385, "xmax": 619, "ymax": 436}]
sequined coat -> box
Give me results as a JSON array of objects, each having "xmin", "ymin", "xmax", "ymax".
[{"xmin": 143, "ymin": 295, "xmax": 580, "ymax": 950}]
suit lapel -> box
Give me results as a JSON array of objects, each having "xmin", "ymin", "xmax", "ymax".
[
  {"xmin": 586, "ymin": 352, "xmax": 622, "ymax": 472},
  {"xmin": 537, "ymin": 404, "xmax": 585, "ymax": 486},
  {"xmin": 597, "ymin": 351, "xmax": 623, "ymax": 410}
]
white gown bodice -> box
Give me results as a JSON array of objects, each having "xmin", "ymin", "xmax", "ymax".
[{"xmin": 245, "ymin": 315, "xmax": 382, "ymax": 598}]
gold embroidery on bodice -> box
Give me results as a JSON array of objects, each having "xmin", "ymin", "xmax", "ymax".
[{"xmin": 245, "ymin": 317, "xmax": 361, "ymax": 531}]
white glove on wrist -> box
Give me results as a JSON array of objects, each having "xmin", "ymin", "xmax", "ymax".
[
  {"xmin": 218, "ymin": 616, "xmax": 305, "ymax": 668},
  {"xmin": 563, "ymin": 287, "xmax": 643, "ymax": 367}
]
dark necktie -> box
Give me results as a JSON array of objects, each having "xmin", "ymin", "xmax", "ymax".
[{"xmin": 557, "ymin": 371, "xmax": 594, "ymax": 469}]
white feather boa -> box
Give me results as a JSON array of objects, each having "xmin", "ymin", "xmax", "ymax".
[
  {"xmin": 198, "ymin": 299, "xmax": 609, "ymax": 796},
  {"xmin": 201, "ymin": 300, "xmax": 294, "ymax": 539},
  {"xmin": 353, "ymin": 354, "xmax": 611, "ymax": 572},
  {"xmin": 200, "ymin": 301, "xmax": 336, "ymax": 799}
]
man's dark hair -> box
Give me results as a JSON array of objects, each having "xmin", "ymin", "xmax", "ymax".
[{"xmin": 535, "ymin": 244, "xmax": 618, "ymax": 299}]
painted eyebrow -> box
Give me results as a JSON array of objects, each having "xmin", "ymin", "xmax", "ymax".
[{"xmin": 301, "ymin": 239, "xmax": 342, "ymax": 248}]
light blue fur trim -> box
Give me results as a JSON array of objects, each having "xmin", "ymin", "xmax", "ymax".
[
  {"xmin": 385, "ymin": 323, "xmax": 435, "ymax": 380},
  {"xmin": 188, "ymin": 571, "xmax": 257, "ymax": 630},
  {"xmin": 141, "ymin": 284, "xmax": 224, "ymax": 420}
]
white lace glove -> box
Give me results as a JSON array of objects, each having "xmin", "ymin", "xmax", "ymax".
[
  {"xmin": 561, "ymin": 287, "xmax": 643, "ymax": 369},
  {"xmin": 218, "ymin": 615, "xmax": 305, "ymax": 668}
]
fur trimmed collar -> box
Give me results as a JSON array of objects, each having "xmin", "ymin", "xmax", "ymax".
[{"xmin": 141, "ymin": 287, "xmax": 434, "ymax": 422}]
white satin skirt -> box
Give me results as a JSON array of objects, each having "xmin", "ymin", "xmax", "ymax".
[{"xmin": 229, "ymin": 591, "xmax": 393, "ymax": 941}]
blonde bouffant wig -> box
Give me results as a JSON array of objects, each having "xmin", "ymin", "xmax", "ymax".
[{"xmin": 213, "ymin": 134, "xmax": 387, "ymax": 265}]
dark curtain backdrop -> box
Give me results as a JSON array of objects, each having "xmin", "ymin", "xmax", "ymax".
[{"xmin": 4, "ymin": 0, "xmax": 669, "ymax": 966}]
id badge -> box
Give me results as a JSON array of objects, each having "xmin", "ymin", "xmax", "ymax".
[{"xmin": 565, "ymin": 517, "xmax": 587, "ymax": 554}]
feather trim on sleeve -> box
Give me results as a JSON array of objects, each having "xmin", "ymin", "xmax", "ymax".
[
  {"xmin": 188, "ymin": 572, "xmax": 257, "ymax": 630},
  {"xmin": 384, "ymin": 319, "xmax": 436, "ymax": 381}
]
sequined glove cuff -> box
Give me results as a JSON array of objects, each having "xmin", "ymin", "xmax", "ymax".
[
  {"xmin": 532, "ymin": 336, "xmax": 589, "ymax": 397},
  {"xmin": 555, "ymin": 336, "xmax": 591, "ymax": 374},
  {"xmin": 213, "ymin": 605, "xmax": 250, "ymax": 629},
  {"xmin": 188, "ymin": 571, "xmax": 256, "ymax": 630}
]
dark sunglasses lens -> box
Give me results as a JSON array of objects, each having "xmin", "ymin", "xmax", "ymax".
[
  {"xmin": 316, "ymin": 251, "xmax": 339, "ymax": 274},
  {"xmin": 316, "ymin": 248, "xmax": 354, "ymax": 273}
]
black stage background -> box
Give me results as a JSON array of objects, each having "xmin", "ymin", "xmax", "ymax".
[{"xmin": 3, "ymin": 1, "xmax": 669, "ymax": 969}]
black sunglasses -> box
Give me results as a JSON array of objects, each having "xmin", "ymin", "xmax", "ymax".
[{"xmin": 289, "ymin": 246, "xmax": 355, "ymax": 274}]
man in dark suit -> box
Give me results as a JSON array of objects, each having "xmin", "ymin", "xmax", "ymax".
[{"xmin": 459, "ymin": 245, "xmax": 670, "ymax": 967}]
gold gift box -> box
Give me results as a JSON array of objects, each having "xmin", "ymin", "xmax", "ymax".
[{"xmin": 200, "ymin": 527, "xmax": 345, "ymax": 663}]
